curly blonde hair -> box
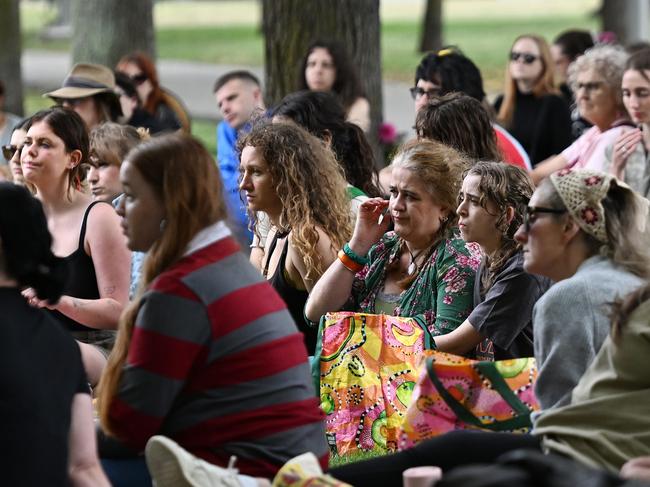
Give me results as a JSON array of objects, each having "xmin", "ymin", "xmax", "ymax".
[{"xmin": 238, "ymin": 122, "xmax": 352, "ymax": 281}]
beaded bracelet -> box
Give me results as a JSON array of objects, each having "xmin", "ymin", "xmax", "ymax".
[
  {"xmin": 343, "ymin": 242, "xmax": 369, "ymax": 266},
  {"xmin": 338, "ymin": 249, "xmax": 363, "ymax": 273}
]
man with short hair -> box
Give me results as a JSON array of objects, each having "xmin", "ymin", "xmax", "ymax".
[{"xmin": 213, "ymin": 71, "xmax": 266, "ymax": 247}]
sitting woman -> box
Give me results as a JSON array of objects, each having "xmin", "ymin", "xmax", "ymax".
[
  {"xmin": 44, "ymin": 63, "xmax": 123, "ymax": 131},
  {"xmin": 494, "ymin": 34, "xmax": 573, "ymax": 167},
  {"xmin": 0, "ymin": 183, "xmax": 109, "ymax": 487},
  {"xmin": 116, "ymin": 51, "xmax": 190, "ymax": 133},
  {"xmin": 415, "ymin": 92, "xmax": 502, "ymax": 162},
  {"xmin": 330, "ymin": 168, "xmax": 650, "ymax": 485},
  {"xmin": 238, "ymin": 122, "xmax": 352, "ymax": 354},
  {"xmin": 306, "ymin": 139, "xmax": 481, "ymax": 336},
  {"xmin": 605, "ymin": 47, "xmax": 650, "ymax": 198},
  {"xmin": 435, "ymin": 162, "xmax": 551, "ymax": 359},
  {"xmin": 97, "ymin": 133, "xmax": 327, "ymax": 484},
  {"xmin": 531, "ymin": 45, "xmax": 632, "ymax": 184},
  {"xmin": 21, "ymin": 108, "xmax": 131, "ymax": 385},
  {"xmin": 298, "ymin": 39, "xmax": 370, "ymax": 131}
]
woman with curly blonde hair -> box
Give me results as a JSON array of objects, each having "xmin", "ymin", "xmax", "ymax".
[{"xmin": 238, "ymin": 122, "xmax": 352, "ymax": 354}]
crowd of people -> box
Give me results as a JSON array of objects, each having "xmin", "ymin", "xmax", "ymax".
[{"xmin": 2, "ymin": 31, "xmax": 650, "ymax": 487}]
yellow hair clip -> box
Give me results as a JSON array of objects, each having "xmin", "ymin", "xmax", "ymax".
[{"xmin": 437, "ymin": 48, "xmax": 454, "ymax": 57}]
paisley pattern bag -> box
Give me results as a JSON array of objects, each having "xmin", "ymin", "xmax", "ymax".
[
  {"xmin": 397, "ymin": 352, "xmax": 539, "ymax": 450},
  {"xmin": 312, "ymin": 312, "xmax": 433, "ymax": 456}
]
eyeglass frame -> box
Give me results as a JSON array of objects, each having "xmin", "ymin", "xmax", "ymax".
[
  {"xmin": 129, "ymin": 73, "xmax": 148, "ymax": 86},
  {"xmin": 1, "ymin": 144, "xmax": 23, "ymax": 162},
  {"xmin": 509, "ymin": 51, "xmax": 539, "ymax": 65},
  {"xmin": 409, "ymin": 86, "xmax": 442, "ymax": 100},
  {"xmin": 523, "ymin": 206, "xmax": 567, "ymax": 233}
]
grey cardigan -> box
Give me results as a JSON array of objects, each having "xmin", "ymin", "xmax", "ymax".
[{"xmin": 532, "ymin": 255, "xmax": 644, "ymax": 417}]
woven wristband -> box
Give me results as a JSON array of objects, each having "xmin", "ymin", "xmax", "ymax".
[
  {"xmin": 338, "ymin": 249, "xmax": 363, "ymax": 273},
  {"xmin": 343, "ymin": 242, "xmax": 369, "ymax": 266}
]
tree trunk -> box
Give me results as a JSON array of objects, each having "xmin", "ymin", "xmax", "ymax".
[
  {"xmin": 71, "ymin": 0, "xmax": 155, "ymax": 67},
  {"xmin": 0, "ymin": 0, "xmax": 23, "ymax": 116},
  {"xmin": 599, "ymin": 0, "xmax": 649, "ymax": 45},
  {"xmin": 262, "ymin": 0, "xmax": 382, "ymax": 162},
  {"xmin": 419, "ymin": 0, "xmax": 443, "ymax": 53}
]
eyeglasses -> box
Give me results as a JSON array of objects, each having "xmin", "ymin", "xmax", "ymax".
[
  {"xmin": 130, "ymin": 73, "xmax": 148, "ymax": 86},
  {"xmin": 575, "ymin": 81, "xmax": 603, "ymax": 93},
  {"xmin": 409, "ymin": 86, "xmax": 441, "ymax": 100},
  {"xmin": 509, "ymin": 52, "xmax": 539, "ymax": 64},
  {"xmin": 2, "ymin": 144, "xmax": 22, "ymax": 162},
  {"xmin": 523, "ymin": 206, "xmax": 567, "ymax": 232}
]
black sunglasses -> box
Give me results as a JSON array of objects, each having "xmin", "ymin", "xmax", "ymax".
[
  {"xmin": 130, "ymin": 73, "xmax": 148, "ymax": 86},
  {"xmin": 524, "ymin": 206, "xmax": 567, "ymax": 232},
  {"xmin": 1, "ymin": 144, "xmax": 22, "ymax": 162},
  {"xmin": 510, "ymin": 51, "xmax": 539, "ymax": 65},
  {"xmin": 409, "ymin": 86, "xmax": 441, "ymax": 100}
]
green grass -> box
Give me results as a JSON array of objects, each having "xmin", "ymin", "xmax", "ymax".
[
  {"xmin": 20, "ymin": 1, "xmax": 597, "ymax": 88},
  {"xmin": 328, "ymin": 449, "xmax": 388, "ymax": 468}
]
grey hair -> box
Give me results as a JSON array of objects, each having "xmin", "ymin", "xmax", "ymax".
[{"xmin": 568, "ymin": 44, "xmax": 628, "ymax": 112}]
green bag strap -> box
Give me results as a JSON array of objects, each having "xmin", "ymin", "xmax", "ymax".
[
  {"xmin": 474, "ymin": 361, "xmax": 532, "ymax": 416},
  {"xmin": 346, "ymin": 185, "xmax": 366, "ymax": 200},
  {"xmin": 310, "ymin": 314, "xmax": 328, "ymax": 396},
  {"xmin": 412, "ymin": 315, "xmax": 436, "ymax": 350},
  {"xmin": 425, "ymin": 358, "xmax": 533, "ymax": 431}
]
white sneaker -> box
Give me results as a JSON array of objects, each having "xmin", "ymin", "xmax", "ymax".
[{"xmin": 145, "ymin": 435, "xmax": 243, "ymax": 487}]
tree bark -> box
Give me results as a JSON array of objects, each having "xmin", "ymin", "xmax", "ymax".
[
  {"xmin": 419, "ymin": 0, "xmax": 443, "ymax": 53},
  {"xmin": 262, "ymin": 0, "xmax": 382, "ymax": 160},
  {"xmin": 71, "ymin": 0, "xmax": 155, "ymax": 67},
  {"xmin": 0, "ymin": 0, "xmax": 23, "ymax": 116}
]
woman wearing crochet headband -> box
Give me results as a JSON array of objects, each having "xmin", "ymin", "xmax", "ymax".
[{"xmin": 330, "ymin": 168, "xmax": 650, "ymax": 485}]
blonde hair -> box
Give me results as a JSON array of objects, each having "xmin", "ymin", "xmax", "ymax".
[
  {"xmin": 389, "ymin": 138, "xmax": 468, "ymax": 288},
  {"xmin": 97, "ymin": 133, "xmax": 227, "ymax": 436},
  {"xmin": 89, "ymin": 122, "xmax": 149, "ymax": 168},
  {"xmin": 239, "ymin": 122, "xmax": 352, "ymax": 281},
  {"xmin": 498, "ymin": 34, "xmax": 558, "ymax": 127}
]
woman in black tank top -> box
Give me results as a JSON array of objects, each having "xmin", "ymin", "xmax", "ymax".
[
  {"xmin": 20, "ymin": 108, "xmax": 131, "ymax": 385},
  {"xmin": 238, "ymin": 122, "xmax": 353, "ymax": 354}
]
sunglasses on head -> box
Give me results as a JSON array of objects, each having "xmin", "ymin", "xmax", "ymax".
[
  {"xmin": 510, "ymin": 52, "xmax": 539, "ymax": 64},
  {"xmin": 130, "ymin": 73, "xmax": 148, "ymax": 86},
  {"xmin": 409, "ymin": 86, "xmax": 441, "ymax": 100},
  {"xmin": 1, "ymin": 144, "xmax": 22, "ymax": 162},
  {"xmin": 523, "ymin": 206, "xmax": 567, "ymax": 233}
]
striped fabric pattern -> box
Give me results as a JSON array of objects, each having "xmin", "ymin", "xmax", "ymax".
[{"xmin": 108, "ymin": 236, "xmax": 328, "ymax": 477}]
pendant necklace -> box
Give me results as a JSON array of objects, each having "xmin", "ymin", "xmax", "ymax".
[{"xmin": 407, "ymin": 247, "xmax": 425, "ymax": 276}]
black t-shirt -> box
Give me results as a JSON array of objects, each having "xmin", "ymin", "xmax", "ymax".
[
  {"xmin": 468, "ymin": 252, "xmax": 551, "ymax": 360},
  {"xmin": 0, "ymin": 288, "xmax": 89, "ymax": 487},
  {"xmin": 494, "ymin": 91, "xmax": 573, "ymax": 166}
]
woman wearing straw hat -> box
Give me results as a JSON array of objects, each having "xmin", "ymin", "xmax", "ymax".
[{"xmin": 45, "ymin": 63, "xmax": 122, "ymax": 130}]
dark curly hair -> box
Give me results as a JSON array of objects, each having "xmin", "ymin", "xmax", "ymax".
[
  {"xmin": 414, "ymin": 47, "xmax": 486, "ymax": 102},
  {"xmin": 0, "ymin": 183, "xmax": 67, "ymax": 302},
  {"xmin": 272, "ymin": 90, "xmax": 380, "ymax": 197}
]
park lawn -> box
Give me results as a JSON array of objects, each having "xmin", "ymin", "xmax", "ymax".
[{"xmin": 22, "ymin": 4, "xmax": 596, "ymax": 88}]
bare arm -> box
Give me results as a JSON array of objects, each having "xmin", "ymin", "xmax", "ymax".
[
  {"xmin": 57, "ymin": 203, "xmax": 130, "ymax": 329},
  {"xmin": 289, "ymin": 228, "xmax": 338, "ymax": 293},
  {"xmin": 305, "ymin": 198, "xmax": 390, "ymax": 322},
  {"xmin": 346, "ymin": 97, "xmax": 370, "ymax": 133},
  {"xmin": 530, "ymin": 154, "xmax": 568, "ymax": 185},
  {"xmin": 68, "ymin": 393, "xmax": 111, "ymax": 487},
  {"xmin": 433, "ymin": 320, "xmax": 483, "ymax": 356}
]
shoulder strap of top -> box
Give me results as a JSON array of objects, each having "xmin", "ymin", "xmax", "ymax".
[
  {"xmin": 263, "ymin": 230, "xmax": 289, "ymax": 277},
  {"xmin": 78, "ymin": 200, "xmax": 110, "ymax": 250}
]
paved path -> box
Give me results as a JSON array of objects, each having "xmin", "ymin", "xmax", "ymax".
[{"xmin": 22, "ymin": 50, "xmax": 416, "ymax": 136}]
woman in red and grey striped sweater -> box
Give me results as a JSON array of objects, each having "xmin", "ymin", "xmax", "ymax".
[{"xmin": 96, "ymin": 133, "xmax": 327, "ymax": 485}]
